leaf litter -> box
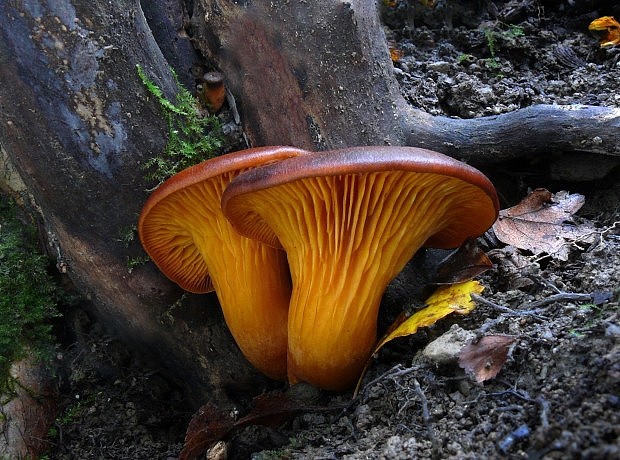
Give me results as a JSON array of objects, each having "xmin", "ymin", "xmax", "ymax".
[{"xmin": 492, "ymin": 188, "xmax": 597, "ymax": 260}]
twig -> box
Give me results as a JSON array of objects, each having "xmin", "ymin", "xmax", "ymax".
[
  {"xmin": 472, "ymin": 291, "xmax": 594, "ymax": 335},
  {"xmin": 413, "ymin": 378, "xmax": 440, "ymax": 460},
  {"xmin": 524, "ymin": 292, "xmax": 592, "ymax": 309},
  {"xmin": 356, "ymin": 364, "xmax": 419, "ymax": 402},
  {"xmin": 472, "ymin": 295, "xmax": 549, "ymax": 337},
  {"xmin": 473, "ymin": 294, "xmax": 549, "ymax": 319}
]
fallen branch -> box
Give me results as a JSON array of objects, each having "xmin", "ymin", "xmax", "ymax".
[
  {"xmin": 524, "ymin": 292, "xmax": 593, "ymax": 310},
  {"xmin": 404, "ymin": 104, "xmax": 620, "ymax": 162}
]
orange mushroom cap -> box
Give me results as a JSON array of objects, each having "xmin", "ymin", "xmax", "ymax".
[
  {"xmin": 138, "ymin": 146, "xmax": 308, "ymax": 381},
  {"xmin": 221, "ymin": 146, "xmax": 499, "ymax": 390}
]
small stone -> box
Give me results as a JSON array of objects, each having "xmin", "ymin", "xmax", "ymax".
[
  {"xmin": 427, "ymin": 60, "xmax": 452, "ymax": 73},
  {"xmin": 422, "ymin": 324, "xmax": 476, "ymax": 364}
]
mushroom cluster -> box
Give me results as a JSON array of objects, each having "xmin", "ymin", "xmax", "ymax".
[{"xmin": 139, "ymin": 146, "xmax": 499, "ymax": 391}]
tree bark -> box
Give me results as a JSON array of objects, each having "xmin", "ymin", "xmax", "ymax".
[
  {"xmin": 0, "ymin": 0, "xmax": 273, "ymax": 408},
  {"xmin": 192, "ymin": 0, "xmax": 620, "ymax": 160},
  {"xmin": 0, "ymin": 0, "xmax": 618, "ymax": 418}
]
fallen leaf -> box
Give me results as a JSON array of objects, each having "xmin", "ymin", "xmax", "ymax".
[
  {"xmin": 355, "ymin": 280, "xmax": 483, "ymax": 395},
  {"xmin": 589, "ymin": 16, "xmax": 620, "ymax": 48},
  {"xmin": 488, "ymin": 246, "xmax": 538, "ymax": 290},
  {"xmin": 459, "ymin": 335, "xmax": 517, "ymax": 383},
  {"xmin": 389, "ymin": 47, "xmax": 403, "ymax": 62},
  {"xmin": 180, "ymin": 388, "xmax": 337, "ymax": 459},
  {"xmin": 492, "ymin": 189, "xmax": 596, "ymax": 260},
  {"xmin": 379, "ymin": 280, "xmax": 483, "ymax": 347},
  {"xmin": 433, "ymin": 238, "xmax": 493, "ymax": 285},
  {"xmin": 235, "ymin": 391, "xmax": 319, "ymax": 428},
  {"xmin": 180, "ymin": 403, "xmax": 235, "ymax": 460}
]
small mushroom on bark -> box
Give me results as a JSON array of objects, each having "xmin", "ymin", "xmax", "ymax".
[
  {"xmin": 138, "ymin": 146, "xmax": 308, "ymax": 381},
  {"xmin": 222, "ymin": 146, "xmax": 499, "ymax": 390},
  {"xmin": 200, "ymin": 71, "xmax": 226, "ymax": 112}
]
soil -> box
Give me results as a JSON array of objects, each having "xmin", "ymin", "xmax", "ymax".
[{"xmin": 43, "ymin": 1, "xmax": 619, "ymax": 459}]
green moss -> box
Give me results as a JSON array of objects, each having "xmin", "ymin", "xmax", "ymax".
[
  {"xmin": 0, "ymin": 197, "xmax": 61, "ymax": 395},
  {"xmin": 484, "ymin": 28, "xmax": 497, "ymax": 58},
  {"xmin": 137, "ymin": 65, "xmax": 224, "ymax": 185}
]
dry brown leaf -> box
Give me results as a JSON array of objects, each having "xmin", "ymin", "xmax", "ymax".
[
  {"xmin": 433, "ymin": 238, "xmax": 493, "ymax": 285},
  {"xmin": 459, "ymin": 335, "xmax": 517, "ymax": 383},
  {"xmin": 389, "ymin": 46, "xmax": 403, "ymax": 62},
  {"xmin": 180, "ymin": 403, "xmax": 235, "ymax": 460},
  {"xmin": 492, "ymin": 189, "xmax": 596, "ymax": 260},
  {"xmin": 180, "ymin": 389, "xmax": 336, "ymax": 459}
]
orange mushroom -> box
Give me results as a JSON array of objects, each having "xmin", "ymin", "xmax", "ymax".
[
  {"xmin": 222, "ymin": 146, "xmax": 499, "ymax": 390},
  {"xmin": 138, "ymin": 146, "xmax": 308, "ymax": 381},
  {"xmin": 200, "ymin": 71, "xmax": 226, "ymax": 112},
  {"xmin": 589, "ymin": 16, "xmax": 620, "ymax": 48}
]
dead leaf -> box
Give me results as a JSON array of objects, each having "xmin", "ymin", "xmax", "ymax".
[
  {"xmin": 492, "ymin": 189, "xmax": 596, "ymax": 260},
  {"xmin": 235, "ymin": 391, "xmax": 319, "ymax": 428},
  {"xmin": 433, "ymin": 238, "xmax": 493, "ymax": 285},
  {"xmin": 488, "ymin": 247, "xmax": 538, "ymax": 290},
  {"xmin": 389, "ymin": 47, "xmax": 403, "ymax": 62},
  {"xmin": 379, "ymin": 280, "xmax": 483, "ymax": 347},
  {"xmin": 180, "ymin": 403, "xmax": 235, "ymax": 460},
  {"xmin": 355, "ymin": 280, "xmax": 483, "ymax": 395},
  {"xmin": 459, "ymin": 335, "xmax": 517, "ymax": 383},
  {"xmin": 589, "ymin": 16, "xmax": 620, "ymax": 48},
  {"xmin": 180, "ymin": 389, "xmax": 337, "ymax": 459}
]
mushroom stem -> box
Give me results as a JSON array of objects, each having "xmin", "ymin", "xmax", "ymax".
[
  {"xmin": 276, "ymin": 173, "xmax": 456, "ymax": 390},
  {"xmin": 188, "ymin": 181, "xmax": 291, "ymax": 380}
]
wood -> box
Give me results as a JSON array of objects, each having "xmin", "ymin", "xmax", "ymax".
[
  {"xmin": 0, "ymin": 0, "xmax": 274, "ymax": 409},
  {"xmin": 192, "ymin": 0, "xmax": 620, "ymax": 160}
]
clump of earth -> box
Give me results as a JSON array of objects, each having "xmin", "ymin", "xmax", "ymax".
[{"xmin": 45, "ymin": 1, "xmax": 619, "ymax": 458}]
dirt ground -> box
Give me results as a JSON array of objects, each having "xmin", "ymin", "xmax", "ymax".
[{"xmin": 45, "ymin": 1, "xmax": 619, "ymax": 459}]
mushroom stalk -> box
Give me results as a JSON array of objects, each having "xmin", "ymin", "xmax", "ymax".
[
  {"xmin": 256, "ymin": 173, "xmax": 472, "ymax": 390},
  {"xmin": 181, "ymin": 177, "xmax": 291, "ymax": 380}
]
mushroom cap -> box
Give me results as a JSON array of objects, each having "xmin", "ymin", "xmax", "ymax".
[
  {"xmin": 222, "ymin": 146, "xmax": 499, "ymax": 250},
  {"xmin": 138, "ymin": 146, "xmax": 308, "ymax": 293},
  {"xmin": 203, "ymin": 71, "xmax": 224, "ymax": 86}
]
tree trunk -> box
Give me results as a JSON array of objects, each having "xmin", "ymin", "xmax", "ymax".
[
  {"xmin": 0, "ymin": 0, "xmax": 273, "ymax": 408},
  {"xmin": 192, "ymin": 0, "xmax": 620, "ymax": 161},
  {"xmin": 0, "ymin": 0, "xmax": 618, "ymax": 414}
]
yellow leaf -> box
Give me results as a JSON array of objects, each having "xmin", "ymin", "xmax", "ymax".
[
  {"xmin": 354, "ymin": 280, "xmax": 483, "ymax": 395},
  {"xmin": 376, "ymin": 280, "xmax": 483, "ymax": 350}
]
